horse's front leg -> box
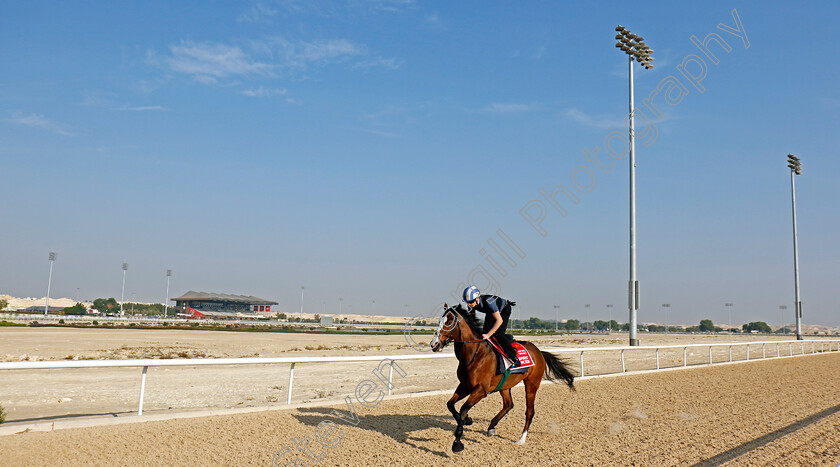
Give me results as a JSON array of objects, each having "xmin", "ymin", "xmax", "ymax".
[
  {"xmin": 446, "ymin": 383, "xmax": 471, "ymax": 423},
  {"xmin": 452, "ymin": 387, "xmax": 487, "ymax": 453}
]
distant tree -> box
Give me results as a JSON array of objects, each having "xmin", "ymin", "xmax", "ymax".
[
  {"xmin": 93, "ymin": 298, "xmax": 119, "ymax": 314},
  {"xmin": 742, "ymin": 321, "xmax": 771, "ymax": 333},
  {"xmin": 64, "ymin": 303, "xmax": 87, "ymax": 315},
  {"xmin": 276, "ymin": 313, "xmax": 287, "ymax": 320},
  {"xmin": 699, "ymin": 319, "xmax": 715, "ymax": 332},
  {"xmin": 593, "ymin": 320, "xmax": 609, "ymax": 331},
  {"xmin": 564, "ymin": 319, "xmax": 580, "ymax": 331},
  {"xmin": 0, "ymin": 298, "xmax": 8, "ymax": 311}
]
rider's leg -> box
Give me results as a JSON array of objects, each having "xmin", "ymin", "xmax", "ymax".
[{"xmin": 493, "ymin": 328, "xmax": 520, "ymax": 366}]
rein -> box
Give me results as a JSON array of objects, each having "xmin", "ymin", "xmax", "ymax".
[{"xmin": 438, "ymin": 309, "xmax": 488, "ymax": 365}]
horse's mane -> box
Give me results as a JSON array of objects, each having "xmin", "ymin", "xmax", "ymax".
[{"xmin": 448, "ymin": 303, "xmax": 483, "ymax": 337}]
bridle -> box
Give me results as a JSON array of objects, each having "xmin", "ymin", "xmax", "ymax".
[{"xmin": 436, "ymin": 308, "xmax": 486, "ymax": 346}]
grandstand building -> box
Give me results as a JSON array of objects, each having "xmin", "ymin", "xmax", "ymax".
[{"xmin": 172, "ymin": 291, "xmax": 278, "ymax": 320}]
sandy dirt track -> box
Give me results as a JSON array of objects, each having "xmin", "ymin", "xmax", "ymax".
[{"xmin": 2, "ymin": 352, "xmax": 840, "ymax": 466}]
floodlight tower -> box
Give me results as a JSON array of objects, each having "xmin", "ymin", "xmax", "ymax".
[
  {"xmin": 300, "ymin": 286, "xmax": 305, "ymax": 320},
  {"xmin": 615, "ymin": 25, "xmax": 654, "ymax": 346},
  {"xmin": 44, "ymin": 252, "xmax": 57, "ymax": 316},
  {"xmin": 787, "ymin": 154, "xmax": 803, "ymax": 340},
  {"xmin": 120, "ymin": 263, "xmax": 128, "ymax": 317},
  {"xmin": 725, "ymin": 303, "xmax": 734, "ymax": 330},
  {"xmin": 164, "ymin": 269, "xmax": 172, "ymax": 318}
]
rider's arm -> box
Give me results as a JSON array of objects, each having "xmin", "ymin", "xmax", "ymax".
[{"xmin": 482, "ymin": 312, "xmax": 503, "ymax": 339}]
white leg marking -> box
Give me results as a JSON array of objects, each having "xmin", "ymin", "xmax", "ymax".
[{"xmin": 514, "ymin": 430, "xmax": 528, "ymax": 445}]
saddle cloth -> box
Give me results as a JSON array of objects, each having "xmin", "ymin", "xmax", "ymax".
[{"xmin": 488, "ymin": 336, "xmax": 534, "ymax": 374}]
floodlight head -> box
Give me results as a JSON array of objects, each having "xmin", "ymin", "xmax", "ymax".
[
  {"xmin": 166, "ymin": 269, "xmax": 172, "ymax": 277},
  {"xmin": 49, "ymin": 252, "xmax": 57, "ymax": 261},
  {"xmin": 615, "ymin": 34, "xmax": 623, "ymax": 40},
  {"xmin": 122, "ymin": 263, "xmax": 128, "ymax": 271},
  {"xmin": 645, "ymin": 64, "xmax": 654, "ymax": 70},
  {"xmin": 616, "ymin": 25, "xmax": 626, "ymax": 32},
  {"xmin": 627, "ymin": 33, "xmax": 637, "ymax": 39}
]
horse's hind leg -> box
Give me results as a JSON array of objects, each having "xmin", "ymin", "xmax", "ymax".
[
  {"xmin": 487, "ymin": 388, "xmax": 514, "ymax": 437},
  {"xmin": 447, "ymin": 383, "xmax": 472, "ymax": 425},
  {"xmin": 515, "ymin": 374, "xmax": 541, "ymax": 445}
]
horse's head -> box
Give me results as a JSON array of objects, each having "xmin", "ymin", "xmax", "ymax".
[{"xmin": 430, "ymin": 303, "xmax": 464, "ymax": 352}]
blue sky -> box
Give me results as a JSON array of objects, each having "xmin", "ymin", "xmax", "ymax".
[{"xmin": 1, "ymin": 1, "xmax": 839, "ymax": 328}]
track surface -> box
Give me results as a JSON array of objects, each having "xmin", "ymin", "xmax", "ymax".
[{"xmin": 2, "ymin": 353, "xmax": 840, "ymax": 466}]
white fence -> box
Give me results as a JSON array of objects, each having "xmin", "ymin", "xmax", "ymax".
[{"xmin": 1, "ymin": 339, "xmax": 838, "ymax": 418}]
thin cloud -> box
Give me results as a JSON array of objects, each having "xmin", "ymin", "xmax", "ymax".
[
  {"xmin": 167, "ymin": 41, "xmax": 273, "ymax": 81},
  {"xmin": 292, "ymin": 39, "xmax": 363, "ymax": 64},
  {"xmin": 3, "ymin": 113, "xmax": 73, "ymax": 136},
  {"xmin": 345, "ymin": 125, "xmax": 399, "ymax": 138},
  {"xmin": 238, "ymin": 3, "xmax": 278, "ymax": 23},
  {"xmin": 111, "ymin": 106, "xmax": 168, "ymax": 111},
  {"xmin": 478, "ymin": 102, "xmax": 539, "ymax": 114},
  {"xmin": 241, "ymin": 86, "xmax": 287, "ymax": 98},
  {"xmin": 158, "ymin": 37, "xmax": 397, "ymax": 90},
  {"xmin": 564, "ymin": 108, "xmax": 625, "ymax": 129},
  {"xmin": 352, "ymin": 56, "xmax": 402, "ymax": 70},
  {"xmin": 359, "ymin": 0, "xmax": 416, "ymax": 13}
]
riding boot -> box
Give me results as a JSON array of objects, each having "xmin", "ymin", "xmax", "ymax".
[{"xmin": 503, "ymin": 346, "xmax": 520, "ymax": 367}]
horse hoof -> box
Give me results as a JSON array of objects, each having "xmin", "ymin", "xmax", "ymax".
[
  {"xmin": 464, "ymin": 416, "xmax": 473, "ymax": 426},
  {"xmin": 452, "ymin": 440, "xmax": 464, "ymax": 453},
  {"xmin": 487, "ymin": 428, "xmax": 495, "ymax": 437}
]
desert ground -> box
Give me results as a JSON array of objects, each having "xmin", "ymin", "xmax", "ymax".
[{"xmin": 0, "ymin": 331, "xmax": 838, "ymax": 465}]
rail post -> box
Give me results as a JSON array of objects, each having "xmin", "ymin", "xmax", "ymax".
[
  {"xmin": 746, "ymin": 344, "xmax": 749, "ymax": 361},
  {"xmin": 709, "ymin": 346, "xmax": 712, "ymax": 365},
  {"xmin": 388, "ymin": 364, "xmax": 394, "ymax": 396},
  {"xmin": 763, "ymin": 343, "xmax": 766, "ymax": 359},
  {"xmin": 287, "ymin": 363, "xmax": 295, "ymax": 405},
  {"xmin": 655, "ymin": 348, "xmax": 659, "ymax": 370},
  {"xmin": 138, "ymin": 365, "xmax": 148, "ymax": 416},
  {"xmin": 729, "ymin": 345, "xmax": 732, "ymax": 362},
  {"xmin": 620, "ymin": 349, "xmax": 625, "ymax": 373},
  {"xmin": 683, "ymin": 347, "xmax": 687, "ymax": 367},
  {"xmin": 580, "ymin": 351, "xmax": 585, "ymax": 377}
]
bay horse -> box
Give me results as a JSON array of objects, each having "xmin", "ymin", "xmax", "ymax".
[{"xmin": 430, "ymin": 303, "xmax": 575, "ymax": 453}]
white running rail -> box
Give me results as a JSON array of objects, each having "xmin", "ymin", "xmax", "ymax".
[{"xmin": 1, "ymin": 339, "xmax": 837, "ymax": 417}]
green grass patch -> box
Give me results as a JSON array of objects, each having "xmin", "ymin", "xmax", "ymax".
[{"xmin": 0, "ymin": 321, "xmax": 26, "ymax": 327}]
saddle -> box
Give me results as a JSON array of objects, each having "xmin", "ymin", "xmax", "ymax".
[{"xmin": 487, "ymin": 335, "xmax": 534, "ymax": 374}]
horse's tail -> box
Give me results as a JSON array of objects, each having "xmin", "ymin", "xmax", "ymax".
[{"xmin": 541, "ymin": 351, "xmax": 576, "ymax": 391}]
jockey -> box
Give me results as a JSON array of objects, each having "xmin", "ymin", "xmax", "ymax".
[{"xmin": 463, "ymin": 286, "xmax": 520, "ymax": 367}]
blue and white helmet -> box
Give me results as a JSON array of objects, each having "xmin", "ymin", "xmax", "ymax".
[{"xmin": 463, "ymin": 286, "xmax": 480, "ymax": 303}]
